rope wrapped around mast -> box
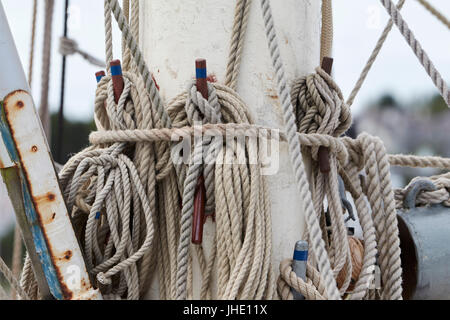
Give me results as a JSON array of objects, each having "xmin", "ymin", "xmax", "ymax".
[{"xmin": 7, "ymin": 0, "xmax": 450, "ymax": 301}]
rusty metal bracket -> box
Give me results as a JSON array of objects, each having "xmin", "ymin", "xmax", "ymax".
[
  {"xmin": 403, "ymin": 179, "xmax": 437, "ymax": 210},
  {"xmin": 0, "ymin": 91, "xmax": 101, "ymax": 300}
]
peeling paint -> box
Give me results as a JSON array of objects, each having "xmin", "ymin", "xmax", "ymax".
[{"xmin": 0, "ymin": 90, "xmax": 101, "ymax": 300}]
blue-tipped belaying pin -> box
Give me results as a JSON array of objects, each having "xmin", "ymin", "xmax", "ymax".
[
  {"xmin": 292, "ymin": 240, "xmax": 308, "ymax": 300},
  {"xmin": 95, "ymin": 71, "xmax": 106, "ymax": 83}
]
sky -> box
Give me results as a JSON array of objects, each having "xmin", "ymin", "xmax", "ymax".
[{"xmin": 0, "ymin": 0, "xmax": 450, "ymax": 234}]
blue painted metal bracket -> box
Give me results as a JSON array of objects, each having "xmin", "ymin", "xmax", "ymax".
[
  {"xmin": 0, "ymin": 99, "xmax": 64, "ymax": 300},
  {"xmin": 0, "ymin": 91, "xmax": 101, "ymax": 300}
]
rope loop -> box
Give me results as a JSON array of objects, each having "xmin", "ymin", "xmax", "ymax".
[
  {"xmin": 292, "ymin": 67, "xmax": 352, "ymax": 138},
  {"xmin": 277, "ymin": 259, "xmax": 328, "ymax": 300}
]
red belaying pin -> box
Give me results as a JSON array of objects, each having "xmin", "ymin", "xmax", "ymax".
[
  {"xmin": 318, "ymin": 56, "xmax": 334, "ymax": 174},
  {"xmin": 192, "ymin": 58, "xmax": 208, "ymax": 245},
  {"xmin": 110, "ymin": 59, "xmax": 125, "ymax": 104}
]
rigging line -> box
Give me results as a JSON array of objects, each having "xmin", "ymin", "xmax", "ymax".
[
  {"xmin": 320, "ymin": 0, "xmax": 333, "ymax": 63},
  {"xmin": 39, "ymin": 0, "xmax": 55, "ymax": 141},
  {"xmin": 416, "ymin": 0, "xmax": 450, "ymax": 31},
  {"xmin": 347, "ymin": 0, "xmax": 406, "ymax": 107},
  {"xmin": 56, "ymin": 0, "xmax": 70, "ymax": 163},
  {"xmin": 28, "ymin": 0, "xmax": 38, "ymax": 86},
  {"xmin": 379, "ymin": 0, "xmax": 450, "ymax": 107}
]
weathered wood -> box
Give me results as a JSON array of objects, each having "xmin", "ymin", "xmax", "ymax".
[
  {"xmin": 0, "ymin": 91, "xmax": 102, "ymax": 300},
  {"xmin": 0, "ymin": 3, "xmax": 102, "ymax": 300}
]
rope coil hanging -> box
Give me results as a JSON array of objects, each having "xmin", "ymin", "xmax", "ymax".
[{"xmin": 3, "ymin": 0, "xmax": 450, "ymax": 301}]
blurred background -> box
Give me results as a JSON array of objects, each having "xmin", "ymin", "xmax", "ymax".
[{"xmin": 0, "ymin": 0, "xmax": 449, "ymax": 286}]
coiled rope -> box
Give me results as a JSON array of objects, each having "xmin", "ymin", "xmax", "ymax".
[{"xmin": 5, "ymin": 0, "xmax": 450, "ymax": 301}]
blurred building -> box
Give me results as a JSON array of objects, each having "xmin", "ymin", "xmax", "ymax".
[{"xmin": 354, "ymin": 94, "xmax": 449, "ymax": 187}]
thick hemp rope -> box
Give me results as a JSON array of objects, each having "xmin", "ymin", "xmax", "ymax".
[
  {"xmin": 291, "ymin": 67, "xmax": 354, "ymax": 297},
  {"xmin": 259, "ymin": 0, "xmax": 341, "ymax": 300},
  {"xmin": 320, "ymin": 0, "xmax": 333, "ymax": 63},
  {"xmin": 287, "ymin": 60, "xmax": 404, "ymax": 299},
  {"xmin": 18, "ymin": 0, "xmax": 275, "ymax": 300},
  {"xmin": 10, "ymin": 0, "xmax": 450, "ymax": 301},
  {"xmin": 170, "ymin": 0, "xmax": 276, "ymax": 300}
]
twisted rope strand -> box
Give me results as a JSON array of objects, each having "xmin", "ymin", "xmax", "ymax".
[
  {"xmin": 379, "ymin": 0, "xmax": 450, "ymax": 107},
  {"xmin": 259, "ymin": 0, "xmax": 340, "ymax": 300},
  {"xmin": 347, "ymin": 0, "xmax": 406, "ymax": 106}
]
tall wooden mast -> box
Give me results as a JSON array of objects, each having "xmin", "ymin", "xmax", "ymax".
[{"xmin": 140, "ymin": 0, "xmax": 321, "ymax": 299}]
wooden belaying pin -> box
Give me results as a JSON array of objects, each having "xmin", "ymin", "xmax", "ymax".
[
  {"xmin": 292, "ymin": 240, "xmax": 308, "ymax": 300},
  {"xmin": 196, "ymin": 58, "xmax": 208, "ymax": 99},
  {"xmin": 318, "ymin": 56, "xmax": 334, "ymax": 174},
  {"xmin": 192, "ymin": 176, "xmax": 206, "ymax": 245},
  {"xmin": 95, "ymin": 71, "xmax": 107, "ymax": 110},
  {"xmin": 110, "ymin": 60, "xmax": 124, "ymax": 104},
  {"xmin": 95, "ymin": 70, "xmax": 106, "ymax": 83},
  {"xmin": 192, "ymin": 58, "xmax": 208, "ymax": 245}
]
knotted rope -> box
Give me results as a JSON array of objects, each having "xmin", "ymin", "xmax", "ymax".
[
  {"xmin": 19, "ymin": 0, "xmax": 276, "ymax": 300},
  {"xmin": 9, "ymin": 0, "xmax": 450, "ymax": 302},
  {"xmin": 291, "ymin": 67, "xmax": 354, "ymax": 297},
  {"xmin": 59, "ymin": 37, "xmax": 106, "ymax": 67}
]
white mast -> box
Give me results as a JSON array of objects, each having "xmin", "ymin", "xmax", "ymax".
[{"xmin": 140, "ymin": 0, "xmax": 321, "ymax": 299}]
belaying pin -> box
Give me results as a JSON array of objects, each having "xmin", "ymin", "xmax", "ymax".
[
  {"xmin": 95, "ymin": 70, "xmax": 106, "ymax": 83},
  {"xmin": 110, "ymin": 60, "xmax": 124, "ymax": 104},
  {"xmin": 192, "ymin": 58, "xmax": 208, "ymax": 245},
  {"xmin": 318, "ymin": 56, "xmax": 334, "ymax": 174},
  {"xmin": 292, "ymin": 240, "xmax": 308, "ymax": 300}
]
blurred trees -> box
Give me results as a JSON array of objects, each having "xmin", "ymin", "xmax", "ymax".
[{"xmin": 50, "ymin": 113, "xmax": 96, "ymax": 164}]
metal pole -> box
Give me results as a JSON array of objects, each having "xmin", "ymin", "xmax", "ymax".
[{"xmin": 55, "ymin": 0, "xmax": 70, "ymax": 163}]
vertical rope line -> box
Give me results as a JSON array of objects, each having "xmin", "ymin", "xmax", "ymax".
[
  {"xmin": 28, "ymin": 0, "xmax": 38, "ymax": 86},
  {"xmin": 259, "ymin": 0, "xmax": 340, "ymax": 300},
  {"xmin": 417, "ymin": 0, "xmax": 450, "ymax": 30},
  {"xmin": 104, "ymin": 0, "xmax": 114, "ymax": 73},
  {"xmin": 129, "ymin": 0, "xmax": 140, "ymax": 73},
  {"xmin": 320, "ymin": 0, "xmax": 333, "ymax": 62},
  {"xmin": 225, "ymin": 0, "xmax": 252, "ymax": 91},
  {"xmin": 56, "ymin": 0, "xmax": 70, "ymax": 163},
  {"xmin": 105, "ymin": 0, "xmax": 171, "ymax": 128},
  {"xmin": 379, "ymin": 0, "xmax": 450, "ymax": 107},
  {"xmin": 39, "ymin": 0, "xmax": 55, "ymax": 141},
  {"xmin": 347, "ymin": 0, "xmax": 406, "ymax": 107},
  {"xmin": 122, "ymin": 0, "xmax": 131, "ymax": 71}
]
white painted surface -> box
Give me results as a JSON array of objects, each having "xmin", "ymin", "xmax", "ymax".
[
  {"xmin": 0, "ymin": 2, "xmax": 33, "ymax": 168},
  {"xmin": 141, "ymin": 0, "xmax": 321, "ymax": 299},
  {"xmin": 0, "ymin": 3, "xmax": 30, "ymax": 98}
]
